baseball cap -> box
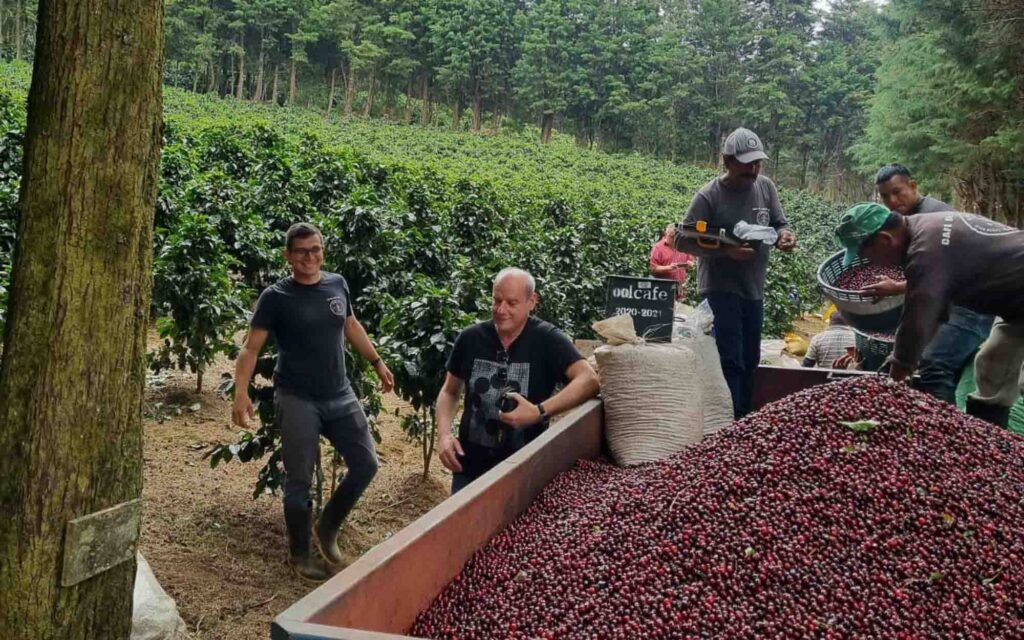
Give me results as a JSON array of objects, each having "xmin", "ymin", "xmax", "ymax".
[
  {"xmin": 834, "ymin": 202, "xmax": 891, "ymax": 267},
  {"xmin": 723, "ymin": 128, "xmax": 769, "ymax": 164}
]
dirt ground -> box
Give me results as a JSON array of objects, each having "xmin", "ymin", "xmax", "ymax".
[{"xmin": 140, "ymin": 344, "xmax": 451, "ymax": 640}]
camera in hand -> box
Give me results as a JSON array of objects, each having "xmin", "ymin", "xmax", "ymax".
[{"xmin": 497, "ymin": 390, "xmax": 519, "ymax": 413}]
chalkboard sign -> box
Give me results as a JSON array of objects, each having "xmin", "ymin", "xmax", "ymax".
[{"xmin": 604, "ymin": 275, "xmax": 675, "ymax": 342}]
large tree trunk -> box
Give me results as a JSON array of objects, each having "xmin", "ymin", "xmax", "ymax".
[
  {"xmin": 0, "ymin": 0, "xmax": 163, "ymax": 638},
  {"xmin": 288, "ymin": 59, "xmax": 298, "ymax": 106},
  {"xmin": 381, "ymin": 78, "xmax": 392, "ymax": 119},
  {"xmin": 324, "ymin": 67, "xmax": 337, "ymax": 122}
]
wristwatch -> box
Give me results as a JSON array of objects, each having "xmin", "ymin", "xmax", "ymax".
[
  {"xmin": 370, "ymin": 357, "xmax": 382, "ymax": 366},
  {"xmin": 537, "ymin": 402, "xmax": 547, "ymax": 420}
]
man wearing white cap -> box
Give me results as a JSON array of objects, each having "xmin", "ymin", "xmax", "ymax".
[{"xmin": 677, "ymin": 127, "xmax": 797, "ymax": 418}]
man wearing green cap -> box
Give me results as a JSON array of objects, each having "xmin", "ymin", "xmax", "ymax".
[
  {"xmin": 835, "ymin": 204, "xmax": 1024, "ymax": 427},
  {"xmin": 866, "ymin": 164, "xmax": 994, "ymax": 405},
  {"xmin": 678, "ymin": 127, "xmax": 797, "ymax": 418}
]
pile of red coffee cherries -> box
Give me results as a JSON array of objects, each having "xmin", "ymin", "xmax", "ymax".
[
  {"xmin": 835, "ymin": 264, "xmax": 905, "ymax": 291},
  {"xmin": 412, "ymin": 377, "xmax": 1024, "ymax": 639}
]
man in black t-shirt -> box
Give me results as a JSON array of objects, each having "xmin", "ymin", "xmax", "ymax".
[
  {"xmin": 874, "ymin": 163, "xmax": 952, "ymax": 216},
  {"xmin": 231, "ymin": 222, "xmax": 394, "ymax": 583},
  {"xmin": 435, "ymin": 268, "xmax": 600, "ymax": 493},
  {"xmin": 869, "ymin": 164, "xmax": 994, "ymax": 403}
]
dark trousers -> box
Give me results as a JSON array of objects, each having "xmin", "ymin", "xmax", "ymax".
[
  {"xmin": 705, "ymin": 292, "xmax": 764, "ymax": 419},
  {"xmin": 451, "ymin": 472, "xmax": 476, "ymax": 494},
  {"xmin": 276, "ymin": 387, "xmax": 379, "ymax": 556}
]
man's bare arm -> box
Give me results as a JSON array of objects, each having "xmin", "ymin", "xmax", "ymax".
[
  {"xmin": 232, "ymin": 327, "xmax": 269, "ymax": 428},
  {"xmin": 345, "ymin": 313, "xmax": 395, "ymax": 393},
  {"xmin": 499, "ymin": 359, "xmax": 600, "ymax": 428},
  {"xmin": 435, "ymin": 373, "xmax": 466, "ymax": 472}
]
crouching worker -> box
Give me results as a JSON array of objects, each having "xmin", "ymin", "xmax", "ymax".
[
  {"xmin": 435, "ymin": 268, "xmax": 600, "ymax": 494},
  {"xmin": 802, "ymin": 311, "xmax": 856, "ymax": 369},
  {"xmin": 231, "ymin": 222, "xmax": 395, "ymax": 583},
  {"xmin": 834, "ymin": 204, "xmax": 1024, "ymax": 427}
]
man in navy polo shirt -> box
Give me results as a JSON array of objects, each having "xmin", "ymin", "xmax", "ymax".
[{"xmin": 232, "ymin": 222, "xmax": 394, "ymax": 582}]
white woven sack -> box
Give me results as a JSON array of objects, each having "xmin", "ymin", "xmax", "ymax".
[
  {"xmin": 679, "ymin": 335, "xmax": 734, "ymax": 436},
  {"xmin": 596, "ymin": 342, "xmax": 704, "ymax": 466}
]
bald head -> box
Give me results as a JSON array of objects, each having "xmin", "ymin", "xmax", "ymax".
[
  {"xmin": 491, "ymin": 268, "xmax": 538, "ymax": 338},
  {"xmin": 493, "ymin": 268, "xmax": 536, "ymax": 297}
]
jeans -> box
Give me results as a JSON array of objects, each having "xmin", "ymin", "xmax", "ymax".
[
  {"xmin": 917, "ymin": 306, "xmax": 994, "ymax": 404},
  {"xmin": 705, "ymin": 292, "xmax": 764, "ymax": 419}
]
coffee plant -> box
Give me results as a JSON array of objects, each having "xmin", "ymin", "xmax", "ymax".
[
  {"xmin": 0, "ymin": 85, "xmax": 24, "ymax": 335},
  {"xmin": 150, "ymin": 213, "xmax": 250, "ymax": 392},
  {"xmin": 1, "ymin": 62, "xmax": 897, "ymax": 487},
  {"xmin": 374, "ymin": 276, "xmax": 475, "ymax": 479}
]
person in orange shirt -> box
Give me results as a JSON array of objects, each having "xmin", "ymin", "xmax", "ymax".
[{"xmin": 649, "ymin": 223, "xmax": 695, "ymax": 301}]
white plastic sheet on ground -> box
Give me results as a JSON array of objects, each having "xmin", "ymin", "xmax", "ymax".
[{"xmin": 133, "ymin": 553, "xmax": 188, "ymax": 640}]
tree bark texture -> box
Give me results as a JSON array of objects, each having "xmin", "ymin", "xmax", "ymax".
[
  {"xmin": 324, "ymin": 67, "xmax": 336, "ymax": 122},
  {"xmin": 235, "ymin": 45, "xmax": 245, "ymax": 99},
  {"xmin": 540, "ymin": 112, "xmax": 554, "ymax": 144},
  {"xmin": 471, "ymin": 81, "xmax": 482, "ymax": 132},
  {"xmin": 364, "ymin": 69, "xmax": 376, "ymax": 117},
  {"xmin": 420, "ymin": 74, "xmax": 431, "ymax": 125},
  {"xmin": 289, "ymin": 59, "xmax": 298, "ymax": 106},
  {"xmin": 270, "ymin": 63, "xmax": 279, "ymax": 105},
  {"xmin": 15, "ymin": 0, "xmax": 23, "ymax": 59},
  {"xmin": 252, "ymin": 29, "xmax": 265, "ymax": 103},
  {"xmin": 0, "ymin": 0, "xmax": 164, "ymax": 638},
  {"xmin": 403, "ymin": 78, "xmax": 414, "ymax": 123},
  {"xmin": 343, "ymin": 64, "xmax": 355, "ymax": 116}
]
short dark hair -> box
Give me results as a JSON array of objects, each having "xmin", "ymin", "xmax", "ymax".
[
  {"xmin": 285, "ymin": 222, "xmax": 322, "ymax": 250},
  {"xmin": 879, "ymin": 212, "xmax": 904, "ymax": 231},
  {"xmin": 874, "ymin": 164, "xmax": 912, "ymax": 185},
  {"xmin": 861, "ymin": 213, "xmax": 905, "ymax": 249}
]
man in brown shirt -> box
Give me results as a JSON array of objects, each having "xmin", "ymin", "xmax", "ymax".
[{"xmin": 835, "ymin": 203, "xmax": 1024, "ymax": 427}]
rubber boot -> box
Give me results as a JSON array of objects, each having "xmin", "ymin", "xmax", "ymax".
[
  {"xmin": 314, "ymin": 517, "xmax": 345, "ymax": 567},
  {"xmin": 966, "ymin": 396, "xmax": 1011, "ymax": 429},
  {"xmin": 284, "ymin": 506, "xmax": 331, "ymax": 583}
]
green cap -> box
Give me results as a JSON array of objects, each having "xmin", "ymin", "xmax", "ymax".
[{"xmin": 834, "ymin": 202, "xmax": 891, "ymax": 267}]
